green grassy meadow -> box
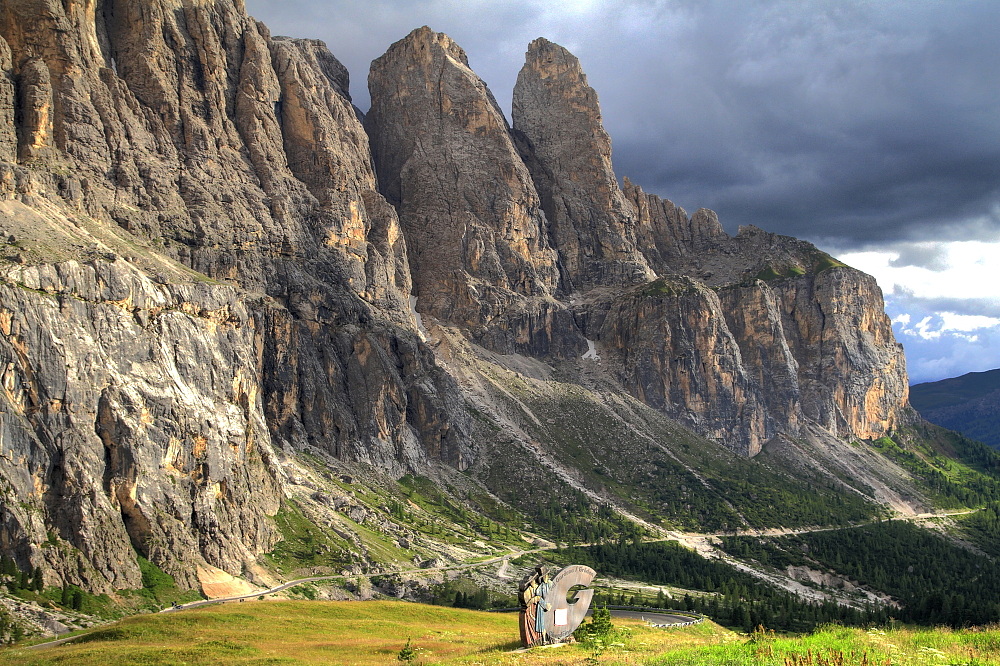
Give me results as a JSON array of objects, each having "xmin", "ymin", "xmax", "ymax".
[{"xmin": 3, "ymin": 600, "xmax": 1000, "ymax": 665}]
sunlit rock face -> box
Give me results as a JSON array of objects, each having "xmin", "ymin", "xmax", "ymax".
[
  {"xmin": 0, "ymin": 259, "xmax": 282, "ymax": 593},
  {"xmin": 365, "ymin": 27, "xmax": 582, "ymax": 357},
  {"xmin": 765, "ymin": 266, "xmax": 910, "ymax": 440},
  {"xmin": 591, "ymin": 276, "xmax": 772, "ymax": 457},
  {"xmin": 0, "ymin": 1, "xmax": 471, "ymax": 594}
]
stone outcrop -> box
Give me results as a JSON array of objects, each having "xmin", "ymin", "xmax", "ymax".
[
  {"xmin": 0, "ymin": 36, "xmax": 15, "ymax": 162},
  {"xmin": 623, "ymin": 178, "xmax": 728, "ymax": 277},
  {"xmin": 0, "ymin": 1, "xmax": 915, "ymax": 594},
  {"xmin": 513, "ymin": 38, "xmax": 653, "ymax": 292},
  {"xmin": 365, "ymin": 28, "xmax": 576, "ymax": 356}
]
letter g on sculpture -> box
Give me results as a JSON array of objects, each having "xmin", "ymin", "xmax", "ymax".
[{"xmin": 544, "ymin": 564, "xmax": 597, "ymax": 642}]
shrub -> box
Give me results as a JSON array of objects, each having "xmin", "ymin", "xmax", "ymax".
[{"xmin": 574, "ymin": 603, "xmax": 616, "ymax": 645}]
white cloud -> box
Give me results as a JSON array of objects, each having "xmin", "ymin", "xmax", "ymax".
[
  {"xmin": 939, "ymin": 311, "xmax": 1000, "ymax": 332},
  {"xmin": 838, "ymin": 239, "xmax": 1000, "ymax": 303},
  {"xmin": 914, "ymin": 316, "xmax": 940, "ymax": 340},
  {"xmin": 893, "ymin": 311, "xmax": 1000, "ymax": 343},
  {"xmin": 901, "ymin": 318, "xmax": 1000, "ymax": 385},
  {"xmin": 870, "ymin": 240, "xmax": 1000, "ymax": 381},
  {"xmin": 886, "ymin": 298, "xmax": 1000, "ymax": 383}
]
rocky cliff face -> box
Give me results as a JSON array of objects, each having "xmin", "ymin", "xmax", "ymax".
[
  {"xmin": 0, "ymin": 257, "xmax": 280, "ymax": 592},
  {"xmin": 0, "ymin": 0, "xmax": 470, "ymax": 594},
  {"xmin": 623, "ymin": 178, "xmax": 728, "ymax": 278},
  {"xmin": 366, "ymin": 25, "xmax": 909, "ymax": 458},
  {"xmin": 591, "ymin": 276, "xmax": 771, "ymax": 455},
  {"xmin": 365, "ymin": 28, "xmax": 580, "ymax": 357},
  {"xmin": 0, "ymin": 1, "xmax": 913, "ymax": 594}
]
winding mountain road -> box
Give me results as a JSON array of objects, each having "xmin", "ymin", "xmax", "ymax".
[
  {"xmin": 159, "ymin": 507, "xmax": 980, "ymax": 612},
  {"xmin": 158, "ymin": 551, "xmax": 533, "ymax": 613}
]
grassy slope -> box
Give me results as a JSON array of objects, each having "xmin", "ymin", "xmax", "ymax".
[
  {"xmin": 3, "ymin": 601, "xmax": 1000, "ymax": 665},
  {"xmin": 473, "ymin": 360, "xmax": 879, "ymax": 534}
]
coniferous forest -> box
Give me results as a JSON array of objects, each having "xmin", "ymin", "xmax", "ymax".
[
  {"xmin": 559, "ymin": 541, "xmax": 888, "ymax": 632},
  {"xmin": 542, "ymin": 513, "xmax": 1000, "ymax": 633},
  {"xmin": 719, "ymin": 520, "xmax": 1000, "ymax": 627}
]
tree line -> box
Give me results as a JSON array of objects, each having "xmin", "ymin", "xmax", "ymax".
[
  {"xmin": 720, "ymin": 520, "xmax": 1000, "ymax": 627},
  {"xmin": 560, "ymin": 541, "xmax": 886, "ymax": 633}
]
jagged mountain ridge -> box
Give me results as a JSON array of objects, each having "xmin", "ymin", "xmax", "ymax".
[
  {"xmin": 0, "ymin": 0, "xmax": 918, "ymax": 596},
  {"xmin": 366, "ymin": 26, "xmax": 910, "ymax": 454}
]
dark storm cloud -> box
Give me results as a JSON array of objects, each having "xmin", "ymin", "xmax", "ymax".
[
  {"xmin": 889, "ymin": 245, "xmax": 948, "ymax": 272},
  {"xmin": 592, "ymin": 1, "xmax": 1000, "ymax": 246},
  {"xmin": 244, "ymin": 0, "xmax": 544, "ymax": 108}
]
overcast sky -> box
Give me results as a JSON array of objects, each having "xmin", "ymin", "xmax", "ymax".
[{"xmin": 245, "ymin": 0, "xmax": 1000, "ymax": 384}]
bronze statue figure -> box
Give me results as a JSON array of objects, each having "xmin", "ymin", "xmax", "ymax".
[{"xmin": 518, "ymin": 566, "xmax": 551, "ymax": 647}]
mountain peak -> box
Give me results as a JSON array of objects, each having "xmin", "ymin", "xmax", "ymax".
[
  {"xmin": 386, "ymin": 26, "xmax": 471, "ymax": 70},
  {"xmin": 524, "ymin": 36, "xmax": 584, "ymax": 80},
  {"xmin": 366, "ymin": 26, "xmax": 564, "ymax": 344},
  {"xmin": 514, "ymin": 37, "xmax": 653, "ymax": 291}
]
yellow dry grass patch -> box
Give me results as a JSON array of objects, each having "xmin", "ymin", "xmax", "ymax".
[
  {"xmin": 0, "ymin": 600, "xmax": 726, "ymax": 665},
  {"xmin": 6, "ymin": 600, "xmax": 1000, "ymax": 665}
]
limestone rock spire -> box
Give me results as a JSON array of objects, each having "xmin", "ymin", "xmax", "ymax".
[
  {"xmin": 366, "ymin": 27, "xmax": 564, "ymax": 341},
  {"xmin": 513, "ymin": 37, "xmax": 653, "ymax": 293}
]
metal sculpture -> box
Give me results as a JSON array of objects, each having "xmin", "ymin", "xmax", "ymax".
[{"xmin": 518, "ymin": 564, "xmax": 597, "ymax": 647}]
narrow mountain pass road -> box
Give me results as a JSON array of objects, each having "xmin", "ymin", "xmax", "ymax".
[
  {"xmin": 157, "ymin": 549, "xmax": 547, "ymax": 613},
  {"xmin": 606, "ymin": 610, "xmax": 700, "ymax": 626},
  {"xmin": 160, "ymin": 506, "xmax": 978, "ymax": 613}
]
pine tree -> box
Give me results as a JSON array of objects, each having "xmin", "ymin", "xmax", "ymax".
[
  {"xmin": 397, "ymin": 637, "xmax": 417, "ymax": 663},
  {"xmin": 589, "ymin": 603, "xmax": 614, "ymax": 637},
  {"xmin": 0, "ymin": 554, "xmax": 15, "ymax": 577}
]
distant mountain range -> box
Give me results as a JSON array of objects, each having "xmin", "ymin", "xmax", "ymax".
[{"xmin": 910, "ymin": 369, "xmax": 1000, "ymax": 449}]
